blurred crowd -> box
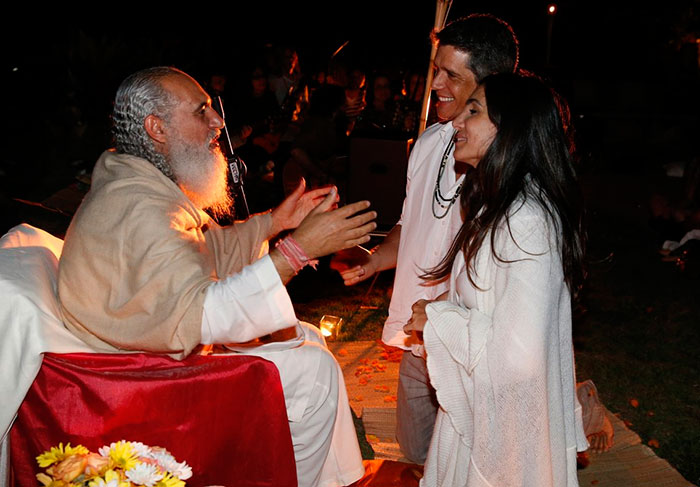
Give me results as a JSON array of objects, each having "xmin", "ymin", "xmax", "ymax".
[{"xmin": 203, "ymin": 44, "xmax": 431, "ymax": 214}]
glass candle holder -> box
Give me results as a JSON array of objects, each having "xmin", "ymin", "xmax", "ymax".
[{"xmin": 319, "ymin": 315, "xmax": 343, "ymax": 340}]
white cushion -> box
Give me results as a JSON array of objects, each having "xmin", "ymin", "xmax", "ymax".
[{"xmin": 0, "ymin": 224, "xmax": 92, "ymax": 443}]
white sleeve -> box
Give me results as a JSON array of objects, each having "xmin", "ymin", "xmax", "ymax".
[{"xmin": 200, "ymin": 255, "xmax": 298, "ymax": 344}]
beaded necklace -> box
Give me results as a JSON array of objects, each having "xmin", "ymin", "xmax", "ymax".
[{"xmin": 432, "ymin": 131, "xmax": 464, "ymax": 219}]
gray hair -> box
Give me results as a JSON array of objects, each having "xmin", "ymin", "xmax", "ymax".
[{"xmin": 111, "ymin": 66, "xmax": 184, "ymax": 179}]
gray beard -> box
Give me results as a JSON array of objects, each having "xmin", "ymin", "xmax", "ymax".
[{"xmin": 167, "ymin": 139, "xmax": 233, "ymax": 219}]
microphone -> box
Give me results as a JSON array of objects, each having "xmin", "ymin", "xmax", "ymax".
[{"xmin": 213, "ymin": 96, "xmax": 250, "ymax": 220}]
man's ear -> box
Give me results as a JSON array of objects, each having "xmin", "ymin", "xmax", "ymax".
[{"xmin": 144, "ymin": 114, "xmax": 167, "ymax": 144}]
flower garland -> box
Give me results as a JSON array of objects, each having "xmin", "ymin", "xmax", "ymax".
[{"xmin": 35, "ymin": 441, "xmax": 192, "ymax": 487}]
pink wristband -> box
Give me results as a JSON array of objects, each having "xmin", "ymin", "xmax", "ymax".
[{"xmin": 275, "ymin": 236, "xmax": 319, "ymax": 274}]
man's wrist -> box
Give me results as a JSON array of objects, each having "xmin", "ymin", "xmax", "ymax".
[
  {"xmin": 269, "ymin": 209, "xmax": 284, "ymax": 238},
  {"xmin": 368, "ymin": 246, "xmax": 383, "ymax": 273}
]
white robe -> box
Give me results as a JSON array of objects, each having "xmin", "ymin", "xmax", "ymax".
[{"xmin": 421, "ymin": 198, "xmax": 588, "ymax": 487}]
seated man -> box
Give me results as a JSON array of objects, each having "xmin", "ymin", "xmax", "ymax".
[{"xmin": 57, "ymin": 66, "xmax": 375, "ymax": 487}]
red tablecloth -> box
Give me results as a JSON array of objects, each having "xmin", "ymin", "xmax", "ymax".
[{"xmin": 11, "ymin": 352, "xmax": 297, "ymax": 486}]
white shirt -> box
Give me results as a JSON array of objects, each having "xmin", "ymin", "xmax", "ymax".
[{"xmin": 382, "ymin": 122, "xmax": 465, "ymax": 349}]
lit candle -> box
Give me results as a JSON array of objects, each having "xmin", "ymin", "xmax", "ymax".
[{"xmin": 319, "ymin": 315, "xmax": 343, "ymax": 340}]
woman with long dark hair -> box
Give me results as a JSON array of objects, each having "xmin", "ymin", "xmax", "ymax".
[{"xmin": 404, "ymin": 73, "xmax": 588, "ymax": 486}]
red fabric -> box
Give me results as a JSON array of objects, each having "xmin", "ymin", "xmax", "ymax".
[
  {"xmin": 11, "ymin": 352, "xmax": 297, "ymax": 487},
  {"xmin": 350, "ymin": 460, "xmax": 423, "ymax": 487}
]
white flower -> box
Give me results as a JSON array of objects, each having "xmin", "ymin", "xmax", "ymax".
[
  {"xmin": 151, "ymin": 450, "xmax": 177, "ymax": 470},
  {"xmin": 98, "ymin": 441, "xmax": 120, "ymax": 457},
  {"xmin": 90, "ymin": 478, "xmax": 120, "ymax": 487},
  {"xmin": 170, "ymin": 460, "xmax": 192, "ymax": 480},
  {"xmin": 151, "ymin": 450, "xmax": 192, "ymax": 480},
  {"xmin": 130, "ymin": 441, "xmax": 153, "ymax": 459},
  {"xmin": 125, "ymin": 463, "xmax": 164, "ymax": 486}
]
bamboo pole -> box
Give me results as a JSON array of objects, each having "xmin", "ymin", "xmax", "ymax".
[{"xmin": 418, "ymin": 0, "xmax": 453, "ymax": 136}]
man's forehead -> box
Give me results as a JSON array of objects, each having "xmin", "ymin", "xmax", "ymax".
[
  {"xmin": 436, "ymin": 44, "xmax": 470, "ymax": 64},
  {"xmin": 435, "ymin": 45, "xmax": 475, "ymax": 80},
  {"xmin": 161, "ymin": 73, "xmax": 209, "ymax": 105}
]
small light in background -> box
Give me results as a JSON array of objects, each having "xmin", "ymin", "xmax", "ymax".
[
  {"xmin": 548, "ymin": 4, "xmax": 557, "ymax": 14},
  {"xmin": 12, "ymin": 67, "xmax": 19, "ymax": 72},
  {"xmin": 319, "ymin": 315, "xmax": 343, "ymax": 340}
]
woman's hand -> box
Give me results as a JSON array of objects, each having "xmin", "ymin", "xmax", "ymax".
[{"xmin": 404, "ymin": 299, "xmax": 431, "ymax": 335}]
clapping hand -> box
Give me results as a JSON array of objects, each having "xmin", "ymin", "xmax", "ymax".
[{"xmin": 292, "ymin": 189, "xmax": 376, "ymax": 260}]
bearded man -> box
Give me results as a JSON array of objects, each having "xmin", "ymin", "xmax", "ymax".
[{"xmin": 57, "ymin": 66, "xmax": 374, "ymax": 486}]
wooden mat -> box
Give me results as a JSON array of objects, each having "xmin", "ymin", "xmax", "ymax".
[
  {"xmin": 329, "ymin": 341, "xmax": 695, "ymax": 486},
  {"xmin": 577, "ymin": 409, "xmax": 695, "ymax": 486}
]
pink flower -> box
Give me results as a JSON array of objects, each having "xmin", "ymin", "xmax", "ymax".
[
  {"xmin": 84, "ymin": 453, "xmax": 110, "ymax": 476},
  {"xmin": 48, "ymin": 454, "xmax": 87, "ymax": 482}
]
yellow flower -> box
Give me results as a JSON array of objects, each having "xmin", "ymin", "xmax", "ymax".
[
  {"xmin": 37, "ymin": 443, "xmax": 89, "ymax": 468},
  {"xmin": 88, "ymin": 469, "xmax": 131, "ymax": 487},
  {"xmin": 155, "ymin": 473, "xmax": 185, "ymax": 487},
  {"xmin": 36, "ymin": 472, "xmax": 66, "ymax": 487},
  {"xmin": 108, "ymin": 441, "xmax": 138, "ymax": 471}
]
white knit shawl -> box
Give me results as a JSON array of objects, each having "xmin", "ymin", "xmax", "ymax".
[{"xmin": 421, "ymin": 199, "xmax": 587, "ymax": 486}]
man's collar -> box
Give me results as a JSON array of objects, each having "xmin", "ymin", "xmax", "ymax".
[
  {"xmin": 438, "ymin": 120, "xmax": 456, "ymax": 141},
  {"xmin": 439, "ymin": 121, "xmax": 456, "ymax": 147}
]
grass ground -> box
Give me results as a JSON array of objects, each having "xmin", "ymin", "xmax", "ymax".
[{"xmin": 292, "ymin": 165, "xmax": 700, "ymax": 484}]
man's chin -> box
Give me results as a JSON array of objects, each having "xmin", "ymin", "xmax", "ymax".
[{"xmin": 436, "ymin": 107, "xmax": 456, "ymax": 123}]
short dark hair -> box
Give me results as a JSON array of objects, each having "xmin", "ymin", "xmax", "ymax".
[{"xmin": 433, "ymin": 14, "xmax": 519, "ymax": 81}]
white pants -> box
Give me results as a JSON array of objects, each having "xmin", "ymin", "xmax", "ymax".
[{"xmin": 240, "ymin": 322, "xmax": 364, "ymax": 487}]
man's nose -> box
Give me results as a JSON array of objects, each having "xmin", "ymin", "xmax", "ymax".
[
  {"xmin": 431, "ymin": 71, "xmax": 445, "ymax": 90},
  {"xmin": 208, "ymin": 108, "xmax": 225, "ymax": 129}
]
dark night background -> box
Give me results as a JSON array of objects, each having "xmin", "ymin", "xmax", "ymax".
[
  {"xmin": 2, "ymin": 1, "xmax": 698, "ymax": 209},
  {"xmin": 2, "ymin": 1, "xmax": 700, "ymax": 482}
]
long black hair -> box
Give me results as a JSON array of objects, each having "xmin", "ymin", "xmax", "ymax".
[{"xmin": 424, "ymin": 73, "xmax": 585, "ymax": 293}]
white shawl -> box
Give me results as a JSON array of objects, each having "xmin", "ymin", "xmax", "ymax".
[{"xmin": 421, "ymin": 199, "xmax": 587, "ymax": 486}]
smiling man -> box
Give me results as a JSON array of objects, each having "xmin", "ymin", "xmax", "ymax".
[
  {"xmin": 334, "ymin": 15, "xmax": 519, "ymax": 464},
  {"xmin": 58, "ymin": 67, "xmax": 373, "ymax": 486}
]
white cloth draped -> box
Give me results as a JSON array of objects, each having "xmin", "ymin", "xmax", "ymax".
[{"xmin": 0, "ymin": 224, "xmax": 94, "ymax": 485}]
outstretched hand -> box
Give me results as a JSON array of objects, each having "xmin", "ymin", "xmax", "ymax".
[
  {"xmin": 271, "ymin": 178, "xmax": 336, "ymax": 237},
  {"xmin": 292, "ymin": 190, "xmax": 376, "ymax": 260}
]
